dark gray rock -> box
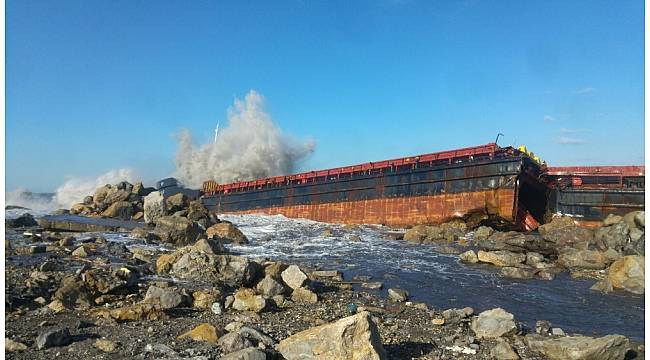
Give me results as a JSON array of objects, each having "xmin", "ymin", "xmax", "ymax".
[{"xmin": 36, "ymin": 327, "xmax": 72, "ymax": 349}]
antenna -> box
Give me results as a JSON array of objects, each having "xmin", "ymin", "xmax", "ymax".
[
  {"xmin": 495, "ymin": 133, "xmax": 504, "ymax": 145},
  {"xmin": 214, "ymin": 122, "xmax": 220, "ymax": 143}
]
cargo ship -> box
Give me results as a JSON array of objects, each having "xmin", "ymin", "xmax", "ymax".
[
  {"xmin": 201, "ymin": 143, "xmax": 549, "ymax": 230},
  {"xmin": 545, "ymin": 166, "xmax": 645, "ymax": 227}
]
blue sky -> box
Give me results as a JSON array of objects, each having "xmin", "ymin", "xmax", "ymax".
[{"xmin": 6, "ymin": 0, "xmax": 644, "ymax": 192}]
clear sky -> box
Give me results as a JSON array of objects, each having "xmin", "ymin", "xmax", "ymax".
[{"xmin": 6, "ymin": 0, "xmax": 644, "ymax": 192}]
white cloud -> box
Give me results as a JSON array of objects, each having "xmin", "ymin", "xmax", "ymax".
[
  {"xmin": 574, "ymin": 87, "xmax": 596, "ymax": 94},
  {"xmin": 558, "ymin": 128, "xmax": 589, "ymax": 134},
  {"xmin": 543, "ymin": 115, "xmax": 555, "ymax": 123},
  {"xmin": 554, "ymin": 136, "xmax": 588, "ymax": 145}
]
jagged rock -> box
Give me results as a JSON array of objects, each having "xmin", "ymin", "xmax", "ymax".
[
  {"xmin": 629, "ymin": 228, "xmax": 643, "ymax": 242},
  {"xmin": 477, "ymin": 250, "xmax": 526, "ymax": 267},
  {"xmin": 218, "ymin": 332, "xmax": 253, "ymax": 354},
  {"xmin": 103, "ymin": 189, "xmax": 131, "ymax": 207},
  {"xmin": 206, "ymin": 222, "xmax": 248, "ymax": 244},
  {"xmin": 177, "ymin": 323, "xmax": 222, "ymax": 344},
  {"xmin": 94, "ymin": 339, "xmax": 118, "ymax": 352},
  {"xmin": 538, "ymin": 216, "xmax": 576, "ymax": 235},
  {"xmin": 219, "ymin": 347, "xmax": 267, "ymax": 360},
  {"xmin": 101, "ymin": 201, "xmax": 134, "ymax": 220},
  {"xmin": 600, "ymin": 255, "xmax": 645, "ymax": 294},
  {"xmin": 478, "ymin": 231, "xmax": 554, "ymax": 255},
  {"xmin": 71, "ymin": 245, "xmax": 90, "ymax": 257},
  {"xmin": 93, "ymin": 185, "xmax": 116, "ymax": 206},
  {"xmin": 404, "ymin": 225, "xmax": 445, "ymax": 243},
  {"xmin": 594, "ymin": 222, "xmax": 630, "ymax": 251},
  {"xmin": 232, "ymin": 288, "xmax": 266, "ymax": 312},
  {"xmin": 387, "ymin": 288, "xmax": 409, "ymax": 302},
  {"xmin": 603, "ymin": 214, "xmax": 624, "ymax": 227},
  {"xmin": 70, "ymin": 203, "xmax": 92, "ymax": 215},
  {"xmin": 187, "ymin": 200, "xmax": 211, "ymax": 223},
  {"xmin": 5, "ymin": 338, "xmax": 28, "ymax": 352},
  {"xmin": 143, "ymin": 286, "xmax": 187, "ymax": 309},
  {"xmin": 192, "ymin": 288, "xmax": 222, "ymax": 309},
  {"xmin": 277, "ymin": 311, "xmax": 387, "ymax": 360},
  {"xmin": 169, "ymin": 251, "xmax": 261, "ymax": 287},
  {"xmin": 192, "ymin": 238, "xmax": 226, "ymax": 255},
  {"xmin": 82, "ymin": 268, "xmax": 132, "ymax": 295},
  {"xmin": 624, "ymin": 236, "xmax": 644, "ymax": 256},
  {"xmin": 491, "ymin": 338, "xmax": 520, "ymax": 359},
  {"xmin": 94, "ymin": 303, "xmax": 167, "ymax": 322},
  {"xmin": 292, "ymin": 287, "xmax": 318, "ymax": 303},
  {"xmin": 558, "ymin": 248, "xmax": 607, "ymax": 269},
  {"xmin": 442, "ymin": 307, "xmax": 473, "ymax": 324},
  {"xmin": 501, "ymin": 267, "xmax": 534, "ymax": 279},
  {"xmin": 144, "ymin": 191, "xmax": 165, "ymax": 224},
  {"xmin": 459, "ymin": 250, "xmax": 478, "ymax": 264},
  {"xmin": 535, "ymin": 320, "xmax": 552, "ymax": 335},
  {"xmin": 473, "ymin": 226, "xmax": 494, "ymax": 241},
  {"xmin": 525, "ymin": 334, "xmax": 629, "ymax": 360},
  {"xmin": 526, "ymin": 252, "xmax": 545, "ymax": 265},
  {"xmin": 59, "ymin": 236, "xmax": 75, "ymax": 247},
  {"xmin": 264, "ymin": 262, "xmax": 287, "ymax": 278},
  {"xmin": 6, "ymin": 213, "xmax": 38, "ymax": 228},
  {"xmin": 154, "ymin": 216, "xmax": 203, "ymax": 245},
  {"xmin": 470, "ymin": 308, "xmax": 516, "ymax": 339},
  {"xmin": 256, "ymin": 275, "xmax": 286, "ymax": 297},
  {"xmin": 281, "ymin": 265, "xmax": 308, "ymax": 290},
  {"xmin": 36, "ymin": 327, "xmax": 72, "ymax": 349},
  {"xmin": 54, "ymin": 275, "xmax": 93, "ymax": 308},
  {"xmin": 541, "ymin": 226, "xmax": 593, "ymax": 250},
  {"xmin": 166, "ymin": 193, "xmax": 187, "ymax": 213}
]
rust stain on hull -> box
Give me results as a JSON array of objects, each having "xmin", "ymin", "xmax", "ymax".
[{"xmin": 218, "ymin": 188, "xmax": 516, "ymax": 226}]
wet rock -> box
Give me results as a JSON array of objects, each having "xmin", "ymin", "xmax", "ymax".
[
  {"xmin": 192, "ymin": 288, "xmax": 222, "ymax": 309},
  {"xmin": 491, "ymin": 338, "xmax": 520, "ymax": 359},
  {"xmin": 71, "ymin": 246, "xmax": 90, "ymax": 257},
  {"xmin": 594, "ymin": 221, "xmax": 630, "ymax": 252},
  {"xmin": 387, "ymin": 288, "xmax": 409, "ymax": 302},
  {"xmin": 36, "ymin": 327, "xmax": 72, "ymax": 349},
  {"xmin": 192, "ymin": 238, "xmax": 226, "ymax": 255},
  {"xmin": 459, "ymin": 250, "xmax": 478, "ymax": 264},
  {"xmin": 470, "ymin": 308, "xmax": 517, "ymax": 339},
  {"xmin": 170, "ymin": 252, "xmax": 261, "ymax": 287},
  {"xmin": 165, "ymin": 193, "xmax": 187, "ymax": 213},
  {"xmin": 404, "ymin": 225, "xmax": 439, "ymax": 243},
  {"xmin": 558, "ymin": 248, "xmax": 607, "ymax": 269},
  {"xmin": 40, "ymin": 260, "xmax": 57, "ymax": 272},
  {"xmin": 6, "ymin": 213, "xmax": 38, "ymax": 228},
  {"xmin": 60, "ymin": 236, "xmax": 75, "ymax": 247},
  {"xmin": 442, "ymin": 307, "xmax": 473, "ymax": 325},
  {"xmin": 538, "ymin": 216, "xmax": 577, "ymax": 236},
  {"xmin": 95, "ymin": 303, "xmax": 167, "ymax": 322},
  {"xmin": 218, "ymin": 332, "xmax": 253, "ymax": 354},
  {"xmin": 321, "ymin": 228, "xmax": 334, "ymax": 237},
  {"xmin": 536, "ymin": 269, "xmax": 558, "ymax": 281},
  {"xmin": 206, "ymin": 222, "xmax": 248, "ymax": 244},
  {"xmin": 501, "ymin": 267, "xmax": 534, "ymax": 280},
  {"xmin": 94, "ymin": 339, "xmax": 118, "ymax": 352},
  {"xmin": 144, "ymin": 191, "xmax": 165, "ymax": 224},
  {"xmin": 281, "ymin": 265, "xmax": 308, "ymax": 290},
  {"xmin": 154, "ymin": 216, "xmax": 203, "ymax": 245},
  {"xmin": 599, "ymin": 255, "xmax": 645, "ymax": 294},
  {"xmin": 177, "ymin": 323, "xmax": 223, "ymax": 344},
  {"xmin": 477, "ymin": 250, "xmax": 526, "ymax": 267},
  {"xmin": 292, "ymin": 287, "xmax": 318, "ymax": 303},
  {"xmin": 232, "ymin": 288, "xmax": 266, "ymax": 312},
  {"xmin": 602, "ymin": 214, "xmax": 623, "ymax": 226},
  {"xmin": 5, "ymin": 338, "xmax": 28, "ymax": 352},
  {"xmin": 473, "ymin": 226, "xmax": 494, "ymax": 241},
  {"xmin": 277, "ymin": 311, "xmax": 387, "ymax": 360},
  {"xmin": 361, "ymin": 281, "xmax": 383, "ymax": 289},
  {"xmin": 525, "ymin": 333, "xmax": 630, "ymax": 360},
  {"xmin": 525, "ymin": 252, "xmax": 545, "ymax": 265},
  {"xmin": 101, "ymin": 201, "xmax": 134, "ymax": 220},
  {"xmin": 256, "ymin": 275, "xmax": 286, "ymax": 297},
  {"xmin": 219, "ymin": 347, "xmax": 267, "ymax": 360},
  {"xmin": 535, "ymin": 320, "xmax": 552, "ymax": 335},
  {"xmin": 143, "ymin": 286, "xmax": 187, "ymax": 309}
]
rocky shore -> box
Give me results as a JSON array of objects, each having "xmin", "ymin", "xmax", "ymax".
[{"xmin": 4, "ymin": 180, "xmax": 645, "ymax": 359}]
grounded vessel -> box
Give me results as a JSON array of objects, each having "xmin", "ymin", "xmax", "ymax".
[{"xmin": 201, "ymin": 143, "xmax": 549, "ymax": 230}]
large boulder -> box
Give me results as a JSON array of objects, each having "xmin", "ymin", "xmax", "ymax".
[
  {"xmin": 538, "ymin": 216, "xmax": 576, "ymax": 236},
  {"xmin": 473, "ymin": 226, "xmax": 494, "ymax": 241},
  {"xmin": 103, "ymin": 189, "xmax": 131, "ymax": 206},
  {"xmin": 594, "ymin": 221, "xmax": 630, "ymax": 251},
  {"xmin": 256, "ymin": 275, "xmax": 286, "ymax": 297},
  {"xmin": 622, "ymin": 211, "xmax": 644, "ymax": 231},
  {"xmin": 470, "ymin": 308, "xmax": 517, "ymax": 339},
  {"xmin": 154, "ymin": 216, "xmax": 203, "ymax": 245},
  {"xmin": 541, "ymin": 226, "xmax": 593, "ymax": 250},
  {"xmin": 277, "ymin": 311, "xmax": 387, "ymax": 360},
  {"xmin": 602, "ymin": 255, "xmax": 645, "ymax": 294},
  {"xmin": 143, "ymin": 286, "xmax": 188, "ymax": 309},
  {"xmin": 168, "ymin": 252, "xmax": 261, "ymax": 287},
  {"xmin": 101, "ymin": 201, "xmax": 134, "ymax": 220},
  {"xmin": 558, "ymin": 248, "xmax": 607, "ymax": 270},
  {"xmin": 187, "ymin": 200, "xmax": 211, "ymax": 223},
  {"xmin": 165, "ymin": 193, "xmax": 187, "ymax": 213},
  {"xmin": 477, "ymin": 250, "xmax": 526, "ymax": 267},
  {"xmin": 144, "ymin": 191, "xmax": 165, "ymax": 224},
  {"xmin": 525, "ymin": 334, "xmax": 629, "ymax": 360},
  {"xmin": 206, "ymin": 222, "xmax": 248, "ymax": 244},
  {"xmin": 281, "ymin": 265, "xmax": 308, "ymax": 290},
  {"xmin": 478, "ymin": 232, "xmax": 555, "ymax": 255},
  {"xmin": 6, "ymin": 213, "xmax": 38, "ymax": 228},
  {"xmin": 93, "ymin": 185, "xmax": 117, "ymax": 206},
  {"xmin": 232, "ymin": 288, "xmax": 266, "ymax": 312}
]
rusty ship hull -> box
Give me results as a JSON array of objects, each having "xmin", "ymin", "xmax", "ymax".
[{"xmin": 201, "ymin": 143, "xmax": 547, "ymax": 229}]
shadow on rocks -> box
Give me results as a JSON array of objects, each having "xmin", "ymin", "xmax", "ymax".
[{"xmin": 384, "ymin": 341, "xmax": 435, "ymax": 359}]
